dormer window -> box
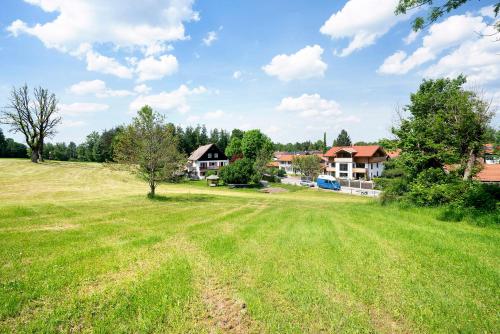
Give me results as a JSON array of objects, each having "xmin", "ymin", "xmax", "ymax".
[
  {"xmin": 214, "ymin": 153, "xmax": 218, "ymax": 158},
  {"xmin": 208, "ymin": 153, "xmax": 212, "ymax": 158}
]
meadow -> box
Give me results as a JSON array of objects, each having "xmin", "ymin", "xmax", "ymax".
[{"xmin": 0, "ymin": 159, "xmax": 498, "ymax": 333}]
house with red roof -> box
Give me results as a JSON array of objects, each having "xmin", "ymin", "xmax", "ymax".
[{"xmin": 323, "ymin": 145, "xmax": 388, "ymax": 180}]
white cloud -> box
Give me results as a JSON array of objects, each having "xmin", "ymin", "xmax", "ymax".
[
  {"xmin": 133, "ymin": 84, "xmax": 152, "ymax": 94},
  {"xmin": 85, "ymin": 49, "xmax": 133, "ymax": 78},
  {"xmin": 142, "ymin": 42, "xmax": 174, "ymax": 57},
  {"xmin": 262, "ymin": 45, "xmax": 327, "ymax": 81},
  {"xmin": 7, "ymin": 0, "xmax": 199, "ymax": 52},
  {"xmin": 205, "ymin": 110, "xmax": 224, "ymax": 119},
  {"xmin": 203, "ymin": 31, "xmax": 218, "ymax": 46},
  {"xmin": 129, "ymin": 84, "xmax": 207, "ymax": 113},
  {"xmin": 69, "ymin": 80, "xmax": 133, "ymax": 98},
  {"xmin": 479, "ymin": 5, "xmax": 496, "ymax": 18},
  {"xmin": 59, "ymin": 102, "xmax": 109, "ymax": 116},
  {"xmin": 276, "ymin": 94, "xmax": 342, "ymax": 118},
  {"xmin": 403, "ymin": 30, "xmax": 420, "ymax": 45},
  {"xmin": 233, "ymin": 70, "xmax": 242, "ymax": 79},
  {"xmin": 135, "ymin": 55, "xmax": 178, "ymax": 82},
  {"xmin": 423, "ymin": 36, "xmax": 500, "ymax": 83},
  {"xmin": 320, "ymin": 0, "xmax": 408, "ymax": 56},
  {"xmin": 378, "ymin": 14, "xmax": 489, "ymax": 75}
]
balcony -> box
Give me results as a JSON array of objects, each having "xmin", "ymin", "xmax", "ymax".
[
  {"xmin": 335, "ymin": 158, "xmax": 353, "ymax": 163},
  {"xmin": 325, "ymin": 167, "xmax": 336, "ymax": 172},
  {"xmin": 353, "ymin": 168, "xmax": 367, "ymax": 174},
  {"xmin": 200, "ymin": 166, "xmax": 221, "ymax": 172}
]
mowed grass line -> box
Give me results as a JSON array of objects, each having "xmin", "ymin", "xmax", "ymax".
[{"xmin": 0, "ymin": 159, "xmax": 499, "ymax": 333}]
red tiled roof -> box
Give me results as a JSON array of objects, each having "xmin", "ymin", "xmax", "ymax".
[
  {"xmin": 267, "ymin": 161, "xmax": 279, "ymax": 167},
  {"xmin": 476, "ymin": 164, "xmax": 500, "ymax": 182},
  {"xmin": 324, "ymin": 145, "xmax": 385, "ymax": 158},
  {"xmin": 277, "ymin": 154, "xmax": 294, "ymax": 162},
  {"xmin": 387, "ymin": 149, "xmax": 401, "ymax": 159}
]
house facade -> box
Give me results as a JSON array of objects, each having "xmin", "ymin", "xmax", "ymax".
[
  {"xmin": 323, "ymin": 145, "xmax": 387, "ymax": 180},
  {"xmin": 187, "ymin": 144, "xmax": 229, "ymax": 179},
  {"xmin": 274, "ymin": 152, "xmax": 327, "ymax": 175}
]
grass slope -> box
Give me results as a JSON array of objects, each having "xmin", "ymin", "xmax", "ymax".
[{"xmin": 0, "ymin": 159, "xmax": 498, "ymax": 333}]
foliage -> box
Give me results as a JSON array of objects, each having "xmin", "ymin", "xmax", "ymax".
[
  {"xmin": 219, "ymin": 158, "xmax": 255, "ymax": 184},
  {"xmin": 0, "ymin": 128, "xmax": 28, "ymax": 158},
  {"xmin": 114, "ymin": 105, "xmax": 185, "ymax": 196},
  {"xmin": 241, "ymin": 129, "xmax": 273, "ymax": 160},
  {"xmin": 381, "ymin": 76, "xmax": 496, "ymax": 211},
  {"xmin": 225, "ymin": 130, "xmax": 244, "ymax": 158},
  {"xmin": 333, "ymin": 129, "xmax": 351, "ymax": 146},
  {"xmin": 1, "ymin": 85, "xmax": 61, "ymax": 162},
  {"xmin": 396, "ymin": 0, "xmax": 500, "ymax": 32},
  {"xmin": 273, "ymin": 139, "xmax": 326, "ymax": 153},
  {"xmin": 292, "ymin": 155, "xmax": 323, "ymax": 179}
]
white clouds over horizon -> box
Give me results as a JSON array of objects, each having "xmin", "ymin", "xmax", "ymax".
[
  {"xmin": 129, "ymin": 84, "xmax": 207, "ymax": 114},
  {"xmin": 320, "ymin": 0, "xmax": 409, "ymax": 57},
  {"xmin": 69, "ymin": 80, "xmax": 134, "ymax": 98},
  {"xmin": 135, "ymin": 55, "xmax": 179, "ymax": 82},
  {"xmin": 276, "ymin": 94, "xmax": 342, "ymax": 118},
  {"xmin": 378, "ymin": 13, "xmax": 499, "ymax": 83},
  {"xmin": 263, "ymin": 45, "xmax": 327, "ymax": 81}
]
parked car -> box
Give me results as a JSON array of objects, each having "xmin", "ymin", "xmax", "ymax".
[
  {"xmin": 316, "ymin": 175, "xmax": 341, "ymax": 190},
  {"xmin": 299, "ymin": 180, "xmax": 315, "ymax": 187}
]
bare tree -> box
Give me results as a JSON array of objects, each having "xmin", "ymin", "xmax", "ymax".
[
  {"xmin": 1, "ymin": 85, "xmax": 61, "ymax": 162},
  {"xmin": 114, "ymin": 105, "xmax": 185, "ymax": 197}
]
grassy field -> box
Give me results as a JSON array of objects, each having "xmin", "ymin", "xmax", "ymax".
[{"xmin": 0, "ymin": 159, "xmax": 498, "ymax": 333}]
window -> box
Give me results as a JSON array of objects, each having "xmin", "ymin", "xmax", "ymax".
[
  {"xmin": 356, "ymin": 163, "xmax": 365, "ymax": 168},
  {"xmin": 208, "ymin": 153, "xmax": 212, "ymax": 158},
  {"xmin": 339, "ymin": 163, "xmax": 348, "ymax": 171},
  {"xmin": 340, "ymin": 172, "xmax": 348, "ymax": 178},
  {"xmin": 214, "ymin": 153, "xmax": 218, "ymax": 158},
  {"xmin": 376, "ymin": 162, "xmax": 379, "ymax": 168}
]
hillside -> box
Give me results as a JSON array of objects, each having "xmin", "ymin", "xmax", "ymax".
[{"xmin": 0, "ymin": 159, "xmax": 498, "ymax": 333}]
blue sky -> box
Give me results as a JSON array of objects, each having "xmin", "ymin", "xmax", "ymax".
[{"xmin": 0, "ymin": 0, "xmax": 498, "ymax": 145}]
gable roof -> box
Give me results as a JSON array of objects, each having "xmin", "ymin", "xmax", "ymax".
[
  {"xmin": 188, "ymin": 144, "xmax": 214, "ymax": 161},
  {"xmin": 324, "ymin": 145, "xmax": 385, "ymax": 158}
]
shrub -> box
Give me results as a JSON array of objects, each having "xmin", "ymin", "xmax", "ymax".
[
  {"xmin": 205, "ymin": 170, "xmax": 217, "ymax": 177},
  {"xmin": 219, "ymin": 158, "xmax": 255, "ymax": 184},
  {"xmin": 277, "ymin": 169, "xmax": 287, "ymax": 177}
]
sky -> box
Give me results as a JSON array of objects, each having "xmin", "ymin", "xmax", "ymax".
[{"xmin": 0, "ymin": 0, "xmax": 499, "ymax": 145}]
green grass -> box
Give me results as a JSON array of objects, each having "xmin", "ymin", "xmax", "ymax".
[{"xmin": 0, "ymin": 159, "xmax": 498, "ymax": 333}]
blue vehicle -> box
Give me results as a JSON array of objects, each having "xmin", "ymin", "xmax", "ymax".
[{"xmin": 316, "ymin": 175, "xmax": 341, "ymax": 191}]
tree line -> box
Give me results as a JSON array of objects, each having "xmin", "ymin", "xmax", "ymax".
[{"xmin": 0, "ymin": 128, "xmax": 27, "ymax": 158}]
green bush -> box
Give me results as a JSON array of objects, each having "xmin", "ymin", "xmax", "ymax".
[
  {"xmin": 205, "ymin": 170, "xmax": 217, "ymax": 177},
  {"xmin": 277, "ymin": 169, "xmax": 286, "ymax": 177},
  {"xmin": 219, "ymin": 158, "xmax": 255, "ymax": 184}
]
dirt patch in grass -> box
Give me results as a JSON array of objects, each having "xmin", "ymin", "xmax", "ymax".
[
  {"xmin": 202, "ymin": 279, "xmax": 253, "ymax": 333},
  {"xmin": 260, "ymin": 187, "xmax": 288, "ymax": 194}
]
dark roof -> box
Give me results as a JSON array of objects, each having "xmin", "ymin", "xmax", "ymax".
[{"xmin": 188, "ymin": 144, "xmax": 214, "ymax": 161}]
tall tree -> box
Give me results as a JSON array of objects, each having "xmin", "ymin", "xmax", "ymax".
[
  {"xmin": 241, "ymin": 129, "xmax": 273, "ymax": 160},
  {"xmin": 114, "ymin": 105, "xmax": 185, "ymax": 197},
  {"xmin": 1, "ymin": 85, "xmax": 60, "ymax": 162},
  {"xmin": 292, "ymin": 155, "xmax": 323, "ymax": 179},
  {"xmin": 396, "ymin": 0, "xmax": 500, "ymax": 32},
  {"xmin": 333, "ymin": 129, "xmax": 352, "ymax": 147},
  {"xmin": 323, "ymin": 132, "xmax": 327, "ymax": 151},
  {"xmin": 393, "ymin": 76, "xmax": 493, "ymax": 181}
]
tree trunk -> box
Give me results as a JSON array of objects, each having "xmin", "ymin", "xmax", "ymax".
[
  {"xmin": 30, "ymin": 149, "xmax": 38, "ymax": 163},
  {"xmin": 38, "ymin": 137, "xmax": 44, "ymax": 162},
  {"xmin": 463, "ymin": 149, "xmax": 476, "ymax": 181},
  {"xmin": 149, "ymin": 182, "xmax": 155, "ymax": 197}
]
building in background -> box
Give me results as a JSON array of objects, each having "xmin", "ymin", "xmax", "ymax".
[
  {"xmin": 323, "ymin": 145, "xmax": 388, "ymax": 180},
  {"xmin": 187, "ymin": 144, "xmax": 229, "ymax": 179}
]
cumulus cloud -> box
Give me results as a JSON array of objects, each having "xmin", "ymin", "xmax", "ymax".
[
  {"xmin": 134, "ymin": 84, "xmax": 152, "ymax": 94},
  {"xmin": 59, "ymin": 102, "xmax": 109, "ymax": 116},
  {"xmin": 69, "ymin": 80, "xmax": 133, "ymax": 97},
  {"xmin": 378, "ymin": 14, "xmax": 490, "ymax": 75},
  {"xmin": 135, "ymin": 55, "xmax": 178, "ymax": 82},
  {"xmin": 129, "ymin": 84, "xmax": 207, "ymax": 113},
  {"xmin": 203, "ymin": 31, "xmax": 218, "ymax": 46},
  {"xmin": 276, "ymin": 94, "xmax": 342, "ymax": 118},
  {"xmin": 320, "ymin": 0, "xmax": 409, "ymax": 56},
  {"xmin": 403, "ymin": 30, "xmax": 420, "ymax": 45},
  {"xmin": 7, "ymin": 0, "xmax": 199, "ymax": 52},
  {"xmin": 262, "ymin": 45, "xmax": 327, "ymax": 81},
  {"xmin": 85, "ymin": 49, "xmax": 133, "ymax": 78}
]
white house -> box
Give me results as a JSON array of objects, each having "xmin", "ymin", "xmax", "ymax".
[
  {"xmin": 323, "ymin": 145, "xmax": 388, "ymax": 180},
  {"xmin": 187, "ymin": 144, "xmax": 229, "ymax": 179}
]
